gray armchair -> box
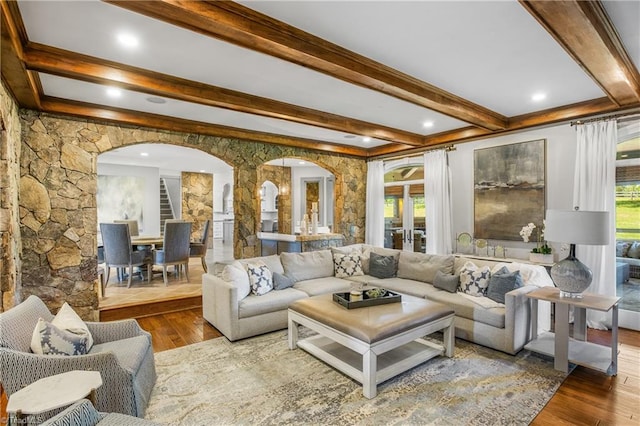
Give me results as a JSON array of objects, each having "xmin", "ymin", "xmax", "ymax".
[
  {"xmin": 153, "ymin": 221, "xmax": 192, "ymax": 286},
  {"xmin": 100, "ymin": 223, "xmax": 151, "ymax": 289},
  {"xmin": 0, "ymin": 296, "xmax": 157, "ymax": 419},
  {"xmin": 40, "ymin": 399, "xmax": 160, "ymax": 426},
  {"xmin": 189, "ymin": 219, "xmax": 210, "ymax": 273}
]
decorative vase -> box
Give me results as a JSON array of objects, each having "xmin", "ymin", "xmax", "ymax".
[{"xmin": 300, "ymin": 215, "xmax": 308, "ymax": 235}]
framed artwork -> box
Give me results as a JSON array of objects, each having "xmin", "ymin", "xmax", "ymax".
[
  {"xmin": 97, "ymin": 175, "xmax": 145, "ymax": 231},
  {"xmin": 473, "ymin": 139, "xmax": 546, "ymax": 241}
]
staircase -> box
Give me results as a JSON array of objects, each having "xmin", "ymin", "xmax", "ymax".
[{"xmin": 160, "ymin": 178, "xmax": 175, "ymax": 233}]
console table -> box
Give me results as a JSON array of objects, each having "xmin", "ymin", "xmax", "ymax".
[{"xmin": 525, "ymin": 287, "xmax": 620, "ymax": 375}]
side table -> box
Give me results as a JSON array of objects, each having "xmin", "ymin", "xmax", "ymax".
[
  {"xmin": 525, "ymin": 287, "xmax": 620, "ymax": 375},
  {"xmin": 7, "ymin": 370, "xmax": 103, "ymax": 422}
]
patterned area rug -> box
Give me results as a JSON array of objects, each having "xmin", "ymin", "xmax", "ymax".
[{"xmin": 146, "ymin": 330, "xmax": 568, "ymax": 425}]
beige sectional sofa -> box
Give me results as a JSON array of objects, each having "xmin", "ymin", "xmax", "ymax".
[{"xmin": 202, "ymin": 244, "xmax": 552, "ymax": 355}]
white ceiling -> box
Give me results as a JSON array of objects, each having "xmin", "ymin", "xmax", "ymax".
[{"xmin": 12, "ymin": 0, "xmax": 640, "ymax": 163}]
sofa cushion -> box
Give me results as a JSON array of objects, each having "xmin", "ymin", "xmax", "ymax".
[
  {"xmin": 487, "ymin": 266, "xmax": 523, "ymax": 304},
  {"xmin": 273, "ymin": 272, "xmax": 295, "ymax": 290},
  {"xmin": 433, "ymin": 270, "xmax": 460, "ymax": 293},
  {"xmin": 293, "ymin": 276, "xmax": 352, "ymax": 297},
  {"xmin": 223, "ymin": 262, "xmax": 251, "ymax": 300},
  {"xmin": 366, "ymin": 277, "xmax": 439, "ymax": 299},
  {"xmin": 397, "ymin": 252, "xmax": 454, "ymax": 283},
  {"xmin": 459, "ymin": 261, "xmax": 491, "ymax": 297},
  {"xmin": 238, "ymin": 288, "xmax": 308, "ymax": 318},
  {"xmin": 281, "ymin": 250, "xmax": 334, "ymax": 282},
  {"xmin": 426, "ymin": 291, "xmax": 505, "ymax": 329},
  {"xmin": 246, "ymin": 260, "xmax": 274, "ymax": 296},
  {"xmin": 332, "ymin": 245, "xmax": 371, "ymax": 274},
  {"xmin": 369, "ymin": 252, "xmax": 399, "ymax": 278},
  {"xmin": 627, "ymin": 242, "xmax": 640, "ymax": 259},
  {"xmin": 333, "ymin": 251, "xmax": 364, "ymax": 278},
  {"xmin": 89, "ymin": 335, "xmax": 150, "ymax": 373},
  {"xmin": 616, "ymin": 241, "xmax": 631, "ymax": 257}
]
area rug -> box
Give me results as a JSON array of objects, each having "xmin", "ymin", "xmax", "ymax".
[{"xmin": 145, "ymin": 330, "xmax": 568, "ymax": 425}]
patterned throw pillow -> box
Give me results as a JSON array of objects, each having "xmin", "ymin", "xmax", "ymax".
[
  {"xmin": 486, "ymin": 266, "xmax": 523, "ymax": 304},
  {"xmin": 245, "ymin": 261, "xmax": 273, "ymax": 296},
  {"xmin": 31, "ymin": 318, "xmax": 89, "ymax": 356},
  {"xmin": 459, "ymin": 261, "xmax": 491, "ymax": 297},
  {"xmin": 616, "ymin": 241, "xmax": 631, "ymax": 257},
  {"xmin": 333, "ymin": 252, "xmax": 364, "ymax": 278}
]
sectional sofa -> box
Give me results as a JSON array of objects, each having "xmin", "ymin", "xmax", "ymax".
[{"xmin": 202, "ymin": 244, "xmax": 553, "ymax": 355}]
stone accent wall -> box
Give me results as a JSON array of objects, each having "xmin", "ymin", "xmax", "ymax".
[
  {"xmin": 181, "ymin": 171, "xmax": 213, "ymax": 248},
  {"xmin": 258, "ymin": 164, "xmax": 291, "ymax": 234},
  {"xmin": 16, "ymin": 110, "xmax": 366, "ymax": 317},
  {"xmin": 0, "ymin": 82, "xmax": 22, "ymax": 311}
]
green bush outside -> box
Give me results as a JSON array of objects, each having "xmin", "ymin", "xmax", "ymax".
[{"xmin": 616, "ymin": 197, "xmax": 640, "ymax": 240}]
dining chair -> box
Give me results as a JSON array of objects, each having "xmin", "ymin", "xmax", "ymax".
[
  {"xmin": 114, "ymin": 219, "xmax": 139, "ymax": 237},
  {"xmin": 153, "ymin": 221, "xmax": 192, "ymax": 286},
  {"xmin": 189, "ymin": 219, "xmax": 210, "ymax": 273},
  {"xmin": 100, "ymin": 223, "xmax": 151, "ymax": 288}
]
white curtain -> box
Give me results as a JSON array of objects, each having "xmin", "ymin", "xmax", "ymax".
[
  {"xmin": 365, "ymin": 160, "xmax": 385, "ymax": 247},
  {"xmin": 424, "ymin": 150, "xmax": 453, "ymax": 254},
  {"xmin": 573, "ymin": 120, "xmax": 617, "ymax": 329}
]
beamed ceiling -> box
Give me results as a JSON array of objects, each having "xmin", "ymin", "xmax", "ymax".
[{"xmin": 1, "ymin": 0, "xmax": 639, "ymax": 159}]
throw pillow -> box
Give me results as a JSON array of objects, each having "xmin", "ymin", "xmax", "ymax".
[
  {"xmin": 52, "ymin": 302, "xmax": 94, "ymax": 351},
  {"xmin": 222, "ymin": 262, "xmax": 251, "ymax": 300},
  {"xmin": 487, "ymin": 266, "xmax": 524, "ymax": 304},
  {"xmin": 245, "ymin": 261, "xmax": 273, "ymax": 296},
  {"xmin": 616, "ymin": 241, "xmax": 631, "ymax": 257},
  {"xmin": 627, "ymin": 241, "xmax": 640, "ymax": 259},
  {"xmin": 433, "ymin": 270, "xmax": 459, "ymax": 293},
  {"xmin": 273, "ymin": 272, "xmax": 295, "ymax": 290},
  {"xmin": 333, "ymin": 251, "xmax": 364, "ymax": 278},
  {"xmin": 459, "ymin": 261, "xmax": 491, "ymax": 297},
  {"xmin": 31, "ymin": 318, "xmax": 89, "ymax": 356},
  {"xmin": 369, "ymin": 252, "xmax": 399, "ymax": 279}
]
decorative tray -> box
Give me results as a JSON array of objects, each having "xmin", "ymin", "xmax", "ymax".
[{"xmin": 333, "ymin": 289, "xmax": 401, "ymax": 309}]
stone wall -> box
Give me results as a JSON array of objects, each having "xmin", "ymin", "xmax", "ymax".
[
  {"xmin": 16, "ymin": 110, "xmax": 367, "ymax": 317},
  {"xmin": 258, "ymin": 164, "xmax": 291, "ymax": 234},
  {"xmin": 0, "ymin": 83, "xmax": 22, "ymax": 311},
  {"xmin": 181, "ymin": 171, "xmax": 213, "ymax": 248}
]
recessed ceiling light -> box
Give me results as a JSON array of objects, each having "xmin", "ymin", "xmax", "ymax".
[
  {"xmin": 298, "ymin": 161, "xmax": 306, "ymax": 165},
  {"xmin": 140, "ymin": 152, "xmax": 149, "ymax": 157},
  {"xmin": 146, "ymin": 96, "xmax": 166, "ymax": 104},
  {"xmin": 106, "ymin": 87, "xmax": 122, "ymax": 98},
  {"xmin": 531, "ymin": 92, "xmax": 546, "ymax": 102},
  {"xmin": 362, "ymin": 137, "xmax": 371, "ymax": 143},
  {"xmin": 199, "ymin": 169, "xmax": 206, "ymax": 173},
  {"xmin": 423, "ymin": 121, "xmax": 434, "ymax": 128},
  {"xmin": 117, "ymin": 32, "xmax": 139, "ymax": 48}
]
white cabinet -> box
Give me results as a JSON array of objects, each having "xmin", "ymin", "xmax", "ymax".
[{"xmin": 213, "ymin": 221, "xmax": 223, "ymax": 239}]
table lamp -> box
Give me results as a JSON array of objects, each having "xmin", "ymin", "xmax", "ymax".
[{"xmin": 544, "ymin": 209, "xmax": 610, "ymax": 298}]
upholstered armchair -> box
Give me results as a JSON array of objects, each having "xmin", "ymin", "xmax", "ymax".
[
  {"xmin": 41, "ymin": 399, "xmax": 160, "ymax": 426},
  {"xmin": 0, "ymin": 296, "xmax": 156, "ymax": 419},
  {"xmin": 189, "ymin": 219, "xmax": 210, "ymax": 273}
]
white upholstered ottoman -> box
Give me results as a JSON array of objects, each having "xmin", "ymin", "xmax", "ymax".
[{"xmin": 288, "ymin": 293, "xmax": 455, "ymax": 398}]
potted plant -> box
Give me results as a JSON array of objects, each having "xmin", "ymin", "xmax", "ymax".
[{"xmin": 520, "ymin": 222, "xmax": 554, "ymax": 264}]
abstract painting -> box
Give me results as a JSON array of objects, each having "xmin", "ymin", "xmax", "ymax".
[
  {"xmin": 474, "ymin": 139, "xmax": 546, "ymax": 240},
  {"xmin": 97, "ymin": 175, "xmax": 145, "ymax": 231}
]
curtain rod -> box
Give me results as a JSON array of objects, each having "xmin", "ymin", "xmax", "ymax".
[
  {"xmin": 371, "ymin": 144, "xmax": 456, "ymax": 163},
  {"xmin": 571, "ymin": 110, "xmax": 640, "ymax": 126}
]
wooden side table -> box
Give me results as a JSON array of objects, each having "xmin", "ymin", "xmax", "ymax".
[
  {"xmin": 525, "ymin": 287, "xmax": 620, "ymax": 375},
  {"xmin": 7, "ymin": 370, "xmax": 103, "ymax": 422}
]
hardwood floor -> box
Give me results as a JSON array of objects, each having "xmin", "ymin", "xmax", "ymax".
[{"xmin": 2, "ymin": 304, "xmax": 638, "ymax": 424}]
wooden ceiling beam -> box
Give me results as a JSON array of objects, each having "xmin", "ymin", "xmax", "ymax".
[
  {"xmin": 40, "ymin": 97, "xmax": 369, "ymax": 157},
  {"xmin": 104, "ymin": 0, "xmax": 508, "ymax": 131},
  {"xmin": 520, "ymin": 0, "xmax": 640, "ymax": 106},
  {"xmin": 0, "ymin": 0, "xmax": 40, "ymax": 109},
  {"xmin": 24, "ymin": 43, "xmax": 424, "ymax": 147}
]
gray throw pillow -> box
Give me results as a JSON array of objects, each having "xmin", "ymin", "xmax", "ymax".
[
  {"xmin": 486, "ymin": 266, "xmax": 523, "ymax": 304},
  {"xmin": 433, "ymin": 270, "xmax": 459, "ymax": 293},
  {"xmin": 369, "ymin": 252, "xmax": 399, "ymax": 279},
  {"xmin": 273, "ymin": 272, "xmax": 295, "ymax": 290}
]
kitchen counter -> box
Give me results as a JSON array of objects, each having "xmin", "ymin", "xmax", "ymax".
[{"xmin": 257, "ymin": 232, "xmax": 345, "ymax": 255}]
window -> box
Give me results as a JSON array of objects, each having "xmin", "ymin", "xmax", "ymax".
[{"xmin": 616, "ymin": 120, "xmax": 640, "ymax": 240}]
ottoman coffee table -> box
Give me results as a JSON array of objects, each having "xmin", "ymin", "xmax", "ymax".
[{"xmin": 288, "ymin": 293, "xmax": 455, "ymax": 398}]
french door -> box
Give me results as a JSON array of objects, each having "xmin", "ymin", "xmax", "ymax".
[{"xmin": 384, "ymin": 183, "xmax": 425, "ymax": 252}]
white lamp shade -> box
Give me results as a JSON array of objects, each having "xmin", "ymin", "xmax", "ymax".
[{"xmin": 544, "ymin": 210, "xmax": 610, "ymax": 245}]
